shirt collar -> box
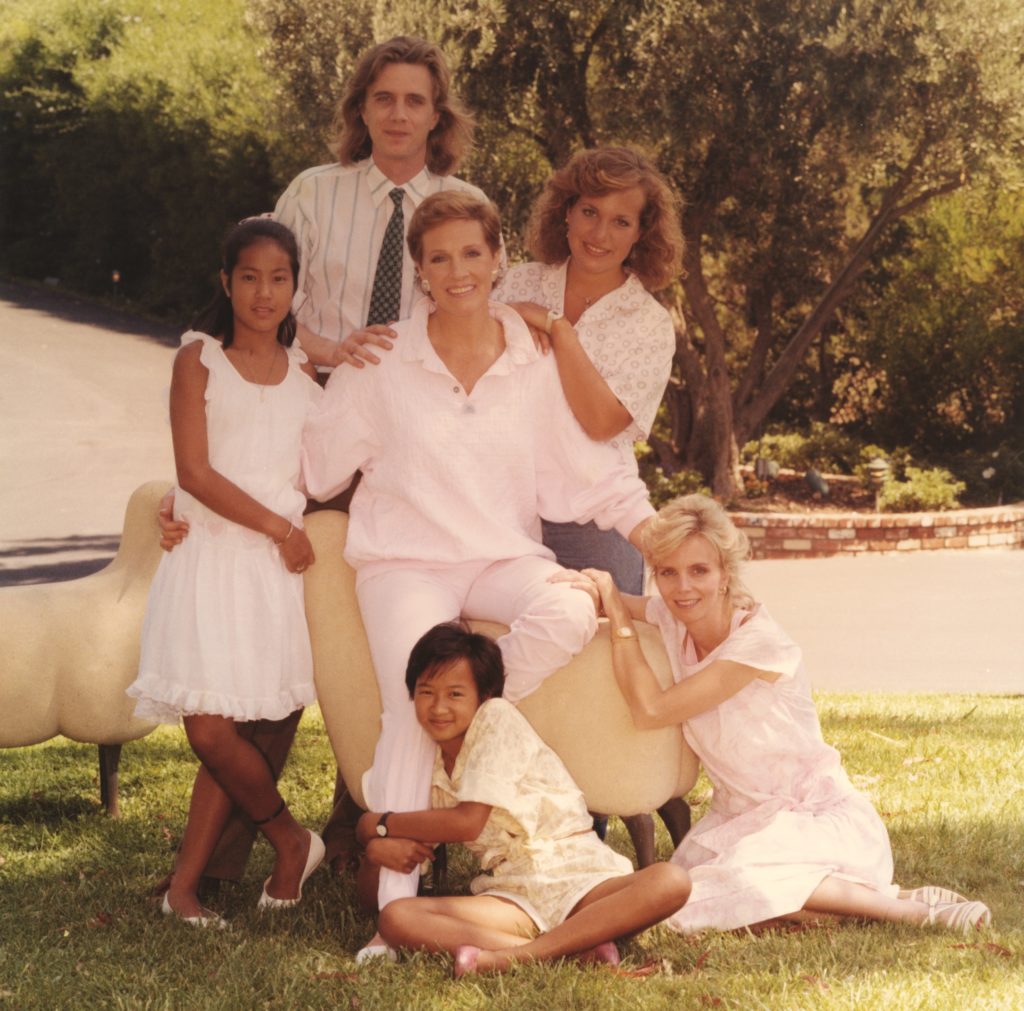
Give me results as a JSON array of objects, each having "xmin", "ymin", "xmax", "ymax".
[
  {"xmin": 562, "ymin": 258, "xmax": 649, "ymax": 321},
  {"xmin": 400, "ymin": 299, "xmax": 540, "ymax": 374},
  {"xmin": 366, "ymin": 159, "xmax": 434, "ymax": 208}
]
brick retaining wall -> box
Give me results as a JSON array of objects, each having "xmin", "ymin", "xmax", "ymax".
[{"xmin": 734, "ymin": 505, "xmax": 1024, "ymax": 559}]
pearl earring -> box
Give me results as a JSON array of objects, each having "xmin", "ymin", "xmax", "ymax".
[{"xmin": 420, "ymin": 277, "xmax": 431, "ymax": 295}]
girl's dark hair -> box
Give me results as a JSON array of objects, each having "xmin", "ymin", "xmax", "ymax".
[
  {"xmin": 191, "ymin": 217, "xmax": 299, "ymax": 348},
  {"xmin": 405, "ymin": 621, "xmax": 505, "ymax": 702}
]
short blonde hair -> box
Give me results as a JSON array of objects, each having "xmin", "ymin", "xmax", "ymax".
[
  {"xmin": 406, "ymin": 191, "xmax": 502, "ymax": 266},
  {"xmin": 526, "ymin": 146, "xmax": 684, "ymax": 292},
  {"xmin": 332, "ymin": 36, "xmax": 474, "ymax": 175},
  {"xmin": 642, "ymin": 495, "xmax": 756, "ymax": 609}
]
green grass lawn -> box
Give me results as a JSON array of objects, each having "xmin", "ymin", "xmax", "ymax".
[{"xmin": 1, "ymin": 695, "xmax": 1021, "ymax": 1010}]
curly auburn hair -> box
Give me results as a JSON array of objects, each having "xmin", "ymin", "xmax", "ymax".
[
  {"xmin": 642, "ymin": 494, "xmax": 756, "ymax": 610},
  {"xmin": 332, "ymin": 36, "xmax": 474, "ymax": 176},
  {"xmin": 526, "ymin": 146, "xmax": 683, "ymax": 292}
]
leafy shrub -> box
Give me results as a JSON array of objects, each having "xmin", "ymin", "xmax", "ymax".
[
  {"xmin": 0, "ymin": 0, "xmax": 280, "ymax": 318},
  {"xmin": 876, "ymin": 466, "xmax": 965, "ymax": 512},
  {"xmin": 941, "ymin": 444, "xmax": 1024, "ymax": 506},
  {"xmin": 741, "ymin": 423, "xmax": 864, "ymax": 475},
  {"xmin": 637, "ymin": 460, "xmax": 709, "ymax": 509}
]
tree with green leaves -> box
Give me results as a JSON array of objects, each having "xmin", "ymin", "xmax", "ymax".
[
  {"xmin": 6, "ymin": 0, "xmax": 1023, "ymax": 497},
  {"xmin": 1, "ymin": 0, "xmax": 279, "ymax": 312},
  {"xmin": 254, "ymin": 0, "xmax": 1024, "ymax": 496},
  {"xmin": 843, "ymin": 186, "xmax": 1024, "ymax": 484}
]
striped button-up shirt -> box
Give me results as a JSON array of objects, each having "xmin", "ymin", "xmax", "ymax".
[{"xmin": 274, "ymin": 158, "xmax": 488, "ymax": 343}]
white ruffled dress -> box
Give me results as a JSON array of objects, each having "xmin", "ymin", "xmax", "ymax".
[
  {"xmin": 644, "ymin": 600, "xmax": 898, "ymax": 933},
  {"xmin": 127, "ymin": 332, "xmax": 320, "ymax": 724}
]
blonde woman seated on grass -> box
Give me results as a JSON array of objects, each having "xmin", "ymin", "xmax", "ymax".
[
  {"xmin": 354, "ymin": 621, "xmax": 691, "ymax": 975},
  {"xmin": 578, "ymin": 494, "xmax": 990, "ymax": 935}
]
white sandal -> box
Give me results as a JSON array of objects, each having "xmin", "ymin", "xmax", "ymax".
[
  {"xmin": 925, "ymin": 898, "xmax": 991, "ymax": 933},
  {"xmin": 901, "ymin": 885, "xmax": 968, "ymax": 905}
]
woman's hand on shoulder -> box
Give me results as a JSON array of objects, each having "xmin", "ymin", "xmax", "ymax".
[
  {"xmin": 506, "ymin": 301, "xmax": 553, "ymax": 354},
  {"xmin": 331, "ymin": 325, "xmax": 398, "ymax": 368},
  {"xmin": 157, "ymin": 490, "xmax": 189, "ymax": 552},
  {"xmin": 276, "ymin": 523, "xmax": 315, "ymax": 574}
]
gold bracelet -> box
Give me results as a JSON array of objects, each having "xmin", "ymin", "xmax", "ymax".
[{"xmin": 274, "ymin": 522, "xmax": 294, "ymax": 546}]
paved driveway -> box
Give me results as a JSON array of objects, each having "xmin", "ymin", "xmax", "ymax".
[
  {"xmin": 0, "ymin": 282, "xmax": 176, "ymax": 581},
  {"xmin": 745, "ymin": 552, "xmax": 1023, "ymax": 694},
  {"xmin": 1, "ymin": 281, "xmax": 1021, "ymax": 693}
]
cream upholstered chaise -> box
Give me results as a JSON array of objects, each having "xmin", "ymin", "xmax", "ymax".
[
  {"xmin": 0, "ymin": 484, "xmax": 698, "ymax": 821},
  {"xmin": 302, "ymin": 510, "xmax": 698, "ymax": 818}
]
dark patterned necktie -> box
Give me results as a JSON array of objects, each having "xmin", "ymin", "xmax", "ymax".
[{"xmin": 366, "ymin": 188, "xmax": 405, "ymax": 326}]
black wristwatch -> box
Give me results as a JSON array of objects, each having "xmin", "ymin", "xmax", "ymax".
[{"xmin": 375, "ymin": 812, "xmax": 393, "ymax": 838}]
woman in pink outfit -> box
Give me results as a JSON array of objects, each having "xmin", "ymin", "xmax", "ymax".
[
  {"xmin": 583, "ymin": 494, "xmax": 991, "ymax": 935},
  {"xmin": 301, "ymin": 191, "xmax": 654, "ymax": 956}
]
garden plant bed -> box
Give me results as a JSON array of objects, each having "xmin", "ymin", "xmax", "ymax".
[{"xmin": 732, "ymin": 469, "xmax": 874, "ymax": 513}]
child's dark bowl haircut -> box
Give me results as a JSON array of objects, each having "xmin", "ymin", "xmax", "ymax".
[{"xmin": 405, "ymin": 621, "xmax": 505, "ymax": 701}]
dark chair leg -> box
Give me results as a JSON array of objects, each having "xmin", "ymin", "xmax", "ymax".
[
  {"xmin": 433, "ymin": 842, "xmax": 448, "ymax": 896},
  {"xmin": 98, "ymin": 743, "xmax": 122, "ymax": 817},
  {"xmin": 417, "ymin": 842, "xmax": 448, "ymax": 896},
  {"xmin": 322, "ymin": 772, "xmax": 366, "ymax": 872},
  {"xmin": 657, "ymin": 797, "xmax": 692, "ymax": 848}
]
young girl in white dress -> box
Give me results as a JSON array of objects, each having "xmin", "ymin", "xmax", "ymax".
[
  {"xmin": 583, "ymin": 494, "xmax": 991, "ymax": 935},
  {"xmin": 127, "ymin": 219, "xmax": 325, "ymax": 925},
  {"xmin": 353, "ymin": 621, "xmax": 691, "ymax": 974}
]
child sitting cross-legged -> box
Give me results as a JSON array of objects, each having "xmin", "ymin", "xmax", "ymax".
[{"xmin": 355, "ymin": 621, "xmax": 691, "ymax": 975}]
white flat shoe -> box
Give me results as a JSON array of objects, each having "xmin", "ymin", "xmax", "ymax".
[
  {"xmin": 161, "ymin": 892, "xmax": 227, "ymax": 929},
  {"xmin": 258, "ymin": 830, "xmax": 325, "ymax": 910},
  {"xmin": 356, "ymin": 943, "xmax": 398, "ymax": 964}
]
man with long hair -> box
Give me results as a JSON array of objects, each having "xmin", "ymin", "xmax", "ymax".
[{"xmin": 275, "ymin": 36, "xmax": 489, "ymax": 369}]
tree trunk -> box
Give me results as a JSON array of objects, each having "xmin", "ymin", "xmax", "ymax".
[{"xmin": 680, "ymin": 221, "xmax": 742, "ymax": 498}]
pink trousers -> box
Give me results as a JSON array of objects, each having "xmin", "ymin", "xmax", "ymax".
[{"xmin": 356, "ymin": 554, "xmax": 597, "ymax": 908}]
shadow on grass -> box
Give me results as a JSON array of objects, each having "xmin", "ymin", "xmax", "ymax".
[
  {"xmin": 0, "ymin": 735, "xmax": 189, "ymax": 825},
  {"xmin": 0, "ymin": 792, "xmax": 102, "ymax": 824}
]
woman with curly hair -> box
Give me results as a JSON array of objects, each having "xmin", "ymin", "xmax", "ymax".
[{"xmin": 496, "ymin": 146, "xmax": 683, "ymax": 597}]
